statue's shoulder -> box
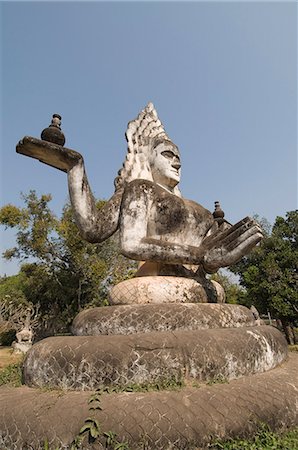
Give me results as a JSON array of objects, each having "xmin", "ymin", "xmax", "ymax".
[
  {"xmin": 184, "ymin": 198, "xmax": 214, "ymax": 222},
  {"xmin": 126, "ymin": 179, "xmax": 154, "ymax": 188},
  {"xmin": 124, "ymin": 179, "xmax": 157, "ymax": 196},
  {"xmin": 185, "ymin": 198, "xmax": 212, "ymax": 212}
]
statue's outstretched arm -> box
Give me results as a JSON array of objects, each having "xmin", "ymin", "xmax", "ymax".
[
  {"xmin": 16, "ymin": 137, "xmax": 121, "ymax": 243},
  {"xmin": 68, "ymin": 160, "xmax": 122, "ymax": 243}
]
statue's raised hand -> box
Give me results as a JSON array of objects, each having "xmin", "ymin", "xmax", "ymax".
[
  {"xmin": 16, "ymin": 136, "xmax": 83, "ymax": 173},
  {"xmin": 202, "ymin": 217, "xmax": 263, "ymax": 273}
]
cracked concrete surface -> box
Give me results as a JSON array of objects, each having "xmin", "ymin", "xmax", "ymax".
[
  {"xmin": 1, "ymin": 303, "xmax": 295, "ymax": 449},
  {"xmin": 23, "ymin": 326, "xmax": 287, "ymax": 390},
  {"xmin": 1, "ymin": 354, "xmax": 297, "ymax": 449},
  {"xmin": 72, "ymin": 303, "xmax": 257, "ymax": 336}
]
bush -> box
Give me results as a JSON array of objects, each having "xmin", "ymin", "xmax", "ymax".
[{"xmin": 0, "ymin": 322, "xmax": 16, "ymax": 346}]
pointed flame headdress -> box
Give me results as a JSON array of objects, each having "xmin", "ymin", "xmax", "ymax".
[{"xmin": 114, "ymin": 102, "xmax": 181, "ymax": 196}]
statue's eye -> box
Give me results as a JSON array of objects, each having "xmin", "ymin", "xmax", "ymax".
[{"xmin": 162, "ymin": 151, "xmax": 176, "ymax": 159}]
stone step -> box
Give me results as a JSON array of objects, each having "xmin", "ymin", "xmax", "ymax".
[
  {"xmin": 72, "ymin": 303, "xmax": 257, "ymax": 336},
  {"xmin": 23, "ymin": 325, "xmax": 287, "ymax": 391},
  {"xmin": 1, "ymin": 354, "xmax": 297, "ymax": 450}
]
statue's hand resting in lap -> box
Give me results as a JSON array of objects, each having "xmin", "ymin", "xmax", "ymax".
[{"xmin": 201, "ymin": 217, "xmax": 263, "ymax": 273}]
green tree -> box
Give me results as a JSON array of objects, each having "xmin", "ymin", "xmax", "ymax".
[
  {"xmin": 0, "ymin": 272, "xmax": 27, "ymax": 305},
  {"xmin": 0, "ymin": 273, "xmax": 29, "ymax": 344},
  {"xmin": 230, "ymin": 211, "xmax": 298, "ymax": 344},
  {"xmin": 210, "ymin": 271, "xmax": 245, "ymax": 305},
  {"xmin": 0, "ymin": 191, "xmax": 136, "ymax": 333}
]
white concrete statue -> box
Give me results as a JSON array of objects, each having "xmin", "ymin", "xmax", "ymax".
[
  {"xmin": 17, "ymin": 103, "xmax": 263, "ymax": 303},
  {"xmin": 67, "ymin": 103, "xmax": 262, "ymax": 273}
]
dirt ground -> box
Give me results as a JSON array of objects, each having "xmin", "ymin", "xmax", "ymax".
[{"xmin": 0, "ymin": 346, "xmax": 22, "ymax": 369}]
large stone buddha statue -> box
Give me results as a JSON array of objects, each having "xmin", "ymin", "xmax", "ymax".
[
  {"xmin": 17, "ymin": 103, "xmax": 263, "ymax": 304},
  {"xmin": 67, "ymin": 103, "xmax": 262, "ymax": 303}
]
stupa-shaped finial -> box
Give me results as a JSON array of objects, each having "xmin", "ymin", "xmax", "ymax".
[
  {"xmin": 41, "ymin": 113, "xmax": 65, "ymax": 146},
  {"xmin": 213, "ymin": 201, "xmax": 225, "ymax": 220}
]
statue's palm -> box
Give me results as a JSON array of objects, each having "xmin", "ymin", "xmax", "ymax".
[{"xmin": 202, "ymin": 217, "xmax": 263, "ymax": 273}]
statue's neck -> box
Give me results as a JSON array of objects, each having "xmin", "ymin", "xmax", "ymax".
[{"xmin": 156, "ymin": 182, "xmax": 175, "ymax": 195}]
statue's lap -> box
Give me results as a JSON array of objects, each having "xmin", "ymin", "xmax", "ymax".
[{"xmin": 108, "ymin": 276, "xmax": 225, "ymax": 305}]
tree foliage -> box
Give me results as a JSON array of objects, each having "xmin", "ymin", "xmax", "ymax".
[
  {"xmin": 230, "ymin": 210, "xmax": 298, "ymax": 343},
  {"xmin": 0, "ymin": 272, "xmax": 36, "ymax": 344},
  {"xmin": 210, "ymin": 271, "xmax": 245, "ymax": 305},
  {"xmin": 0, "ymin": 191, "xmax": 137, "ymax": 333}
]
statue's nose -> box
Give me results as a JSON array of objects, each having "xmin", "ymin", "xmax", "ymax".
[{"xmin": 172, "ymin": 161, "xmax": 181, "ymax": 170}]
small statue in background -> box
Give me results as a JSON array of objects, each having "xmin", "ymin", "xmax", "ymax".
[
  {"xmin": 12, "ymin": 306, "xmax": 39, "ymax": 354},
  {"xmin": 13, "ymin": 327, "xmax": 33, "ymax": 354}
]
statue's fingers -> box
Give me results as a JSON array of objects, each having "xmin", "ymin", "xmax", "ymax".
[
  {"xmin": 203, "ymin": 217, "xmax": 251, "ymax": 247},
  {"xmin": 231, "ymin": 217, "xmax": 264, "ymax": 238},
  {"xmin": 203, "ymin": 217, "xmax": 261, "ymax": 251},
  {"xmin": 232, "ymin": 216, "xmax": 252, "ymax": 228},
  {"xmin": 230, "ymin": 233, "xmax": 263, "ymax": 264},
  {"xmin": 219, "ymin": 219, "xmax": 258, "ymax": 248},
  {"xmin": 226, "ymin": 228, "xmax": 263, "ymax": 253}
]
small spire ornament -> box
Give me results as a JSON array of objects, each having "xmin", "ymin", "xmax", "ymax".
[
  {"xmin": 213, "ymin": 201, "xmax": 225, "ymax": 221},
  {"xmin": 41, "ymin": 114, "xmax": 65, "ymax": 146}
]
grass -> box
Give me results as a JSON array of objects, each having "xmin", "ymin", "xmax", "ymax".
[
  {"xmin": 0, "ymin": 346, "xmax": 22, "ymax": 369},
  {"xmin": 209, "ymin": 425, "xmax": 298, "ymax": 449},
  {"xmin": 0, "ymin": 346, "xmax": 23, "ymax": 387},
  {"xmin": 0, "ymin": 361, "xmax": 23, "ymax": 386},
  {"xmin": 40, "ymin": 427, "xmax": 298, "ymax": 450},
  {"xmin": 90, "ymin": 377, "xmax": 185, "ymax": 395},
  {"xmin": 206, "ymin": 375, "xmax": 228, "ymax": 385},
  {"xmin": 289, "ymin": 344, "xmax": 298, "ymax": 352}
]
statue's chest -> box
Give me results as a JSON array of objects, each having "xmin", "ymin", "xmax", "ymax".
[{"xmin": 148, "ymin": 194, "xmax": 213, "ymax": 243}]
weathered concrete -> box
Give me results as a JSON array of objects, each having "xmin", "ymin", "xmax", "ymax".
[
  {"xmin": 119, "ymin": 178, "xmax": 263, "ymax": 274},
  {"xmin": 108, "ymin": 276, "xmax": 225, "ymax": 305},
  {"xmin": 1, "ymin": 353, "xmax": 297, "ymax": 450},
  {"xmin": 18, "ymin": 103, "xmax": 263, "ymax": 296},
  {"xmin": 14, "ymin": 104, "xmax": 286, "ymax": 449},
  {"xmin": 23, "ymin": 326, "xmax": 287, "ymax": 390},
  {"xmin": 16, "ymin": 136, "xmax": 81, "ymax": 173},
  {"xmin": 72, "ymin": 303, "xmax": 258, "ymax": 336}
]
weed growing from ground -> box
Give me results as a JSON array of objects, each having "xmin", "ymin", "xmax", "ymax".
[
  {"xmin": 68, "ymin": 387, "xmax": 130, "ymax": 450},
  {"xmin": 0, "ymin": 362, "xmax": 23, "ymax": 387},
  {"xmin": 210, "ymin": 424, "xmax": 298, "ymax": 449},
  {"xmin": 206, "ymin": 375, "xmax": 228, "ymax": 386},
  {"xmin": 101, "ymin": 377, "xmax": 185, "ymax": 394},
  {"xmin": 289, "ymin": 344, "xmax": 298, "ymax": 352}
]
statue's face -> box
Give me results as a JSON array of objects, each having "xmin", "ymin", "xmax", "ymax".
[{"xmin": 150, "ymin": 141, "xmax": 181, "ymax": 190}]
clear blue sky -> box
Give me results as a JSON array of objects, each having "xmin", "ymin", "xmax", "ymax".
[{"xmin": 1, "ymin": 1, "xmax": 297, "ymax": 276}]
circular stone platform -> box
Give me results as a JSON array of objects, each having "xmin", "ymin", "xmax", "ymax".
[
  {"xmin": 108, "ymin": 276, "xmax": 224, "ymax": 305},
  {"xmin": 1, "ymin": 354, "xmax": 297, "ymax": 450},
  {"xmin": 23, "ymin": 326, "xmax": 287, "ymax": 390},
  {"xmin": 72, "ymin": 303, "xmax": 258, "ymax": 336}
]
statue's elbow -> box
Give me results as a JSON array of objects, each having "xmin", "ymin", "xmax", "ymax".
[
  {"xmin": 80, "ymin": 228, "xmax": 102, "ymax": 244},
  {"xmin": 120, "ymin": 239, "xmax": 141, "ymax": 261}
]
